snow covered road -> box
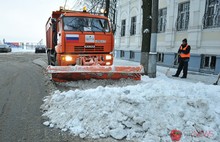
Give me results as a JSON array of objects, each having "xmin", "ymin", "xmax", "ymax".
[{"xmin": 0, "ymin": 52, "xmax": 125, "ymax": 142}]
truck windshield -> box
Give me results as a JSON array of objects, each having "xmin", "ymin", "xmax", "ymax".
[{"xmin": 63, "ymin": 17, "xmax": 110, "ymax": 32}]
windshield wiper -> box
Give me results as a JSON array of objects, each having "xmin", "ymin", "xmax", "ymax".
[
  {"xmin": 91, "ymin": 24, "xmax": 106, "ymax": 33},
  {"xmin": 67, "ymin": 24, "xmax": 83, "ymax": 32}
]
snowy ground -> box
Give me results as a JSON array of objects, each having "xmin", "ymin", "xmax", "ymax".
[
  {"xmin": 12, "ymin": 47, "xmax": 35, "ymax": 52},
  {"xmin": 41, "ymin": 59, "xmax": 220, "ymax": 142}
]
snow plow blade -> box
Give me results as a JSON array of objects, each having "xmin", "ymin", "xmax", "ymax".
[{"xmin": 47, "ymin": 65, "xmax": 144, "ymax": 82}]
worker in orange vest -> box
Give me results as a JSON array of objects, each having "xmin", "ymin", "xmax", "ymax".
[{"xmin": 172, "ymin": 38, "xmax": 191, "ymax": 78}]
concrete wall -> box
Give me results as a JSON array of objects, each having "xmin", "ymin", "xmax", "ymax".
[
  {"xmin": 215, "ymin": 56, "xmax": 220, "ymax": 74},
  {"xmin": 163, "ymin": 52, "xmax": 175, "ymax": 66},
  {"xmin": 188, "ymin": 54, "xmax": 201, "ymax": 72}
]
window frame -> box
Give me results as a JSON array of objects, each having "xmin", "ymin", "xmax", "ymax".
[
  {"xmin": 130, "ymin": 16, "xmax": 137, "ymax": 36},
  {"xmin": 177, "ymin": 2, "xmax": 190, "ymax": 31},
  {"xmin": 130, "ymin": 51, "xmax": 135, "ymax": 59},
  {"xmin": 157, "ymin": 52, "xmax": 164, "ymax": 63},
  {"xmin": 158, "ymin": 8, "xmax": 167, "ymax": 33},
  {"xmin": 121, "ymin": 19, "xmax": 126, "ymax": 37},
  {"xmin": 201, "ymin": 55, "xmax": 216, "ymax": 70},
  {"xmin": 203, "ymin": 0, "xmax": 220, "ymax": 28},
  {"xmin": 120, "ymin": 50, "xmax": 125, "ymax": 58}
]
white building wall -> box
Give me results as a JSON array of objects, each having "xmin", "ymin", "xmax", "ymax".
[
  {"xmin": 115, "ymin": 0, "xmax": 143, "ymax": 51},
  {"xmin": 115, "ymin": 0, "xmax": 220, "ymax": 55}
]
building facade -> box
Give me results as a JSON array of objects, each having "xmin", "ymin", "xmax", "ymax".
[{"xmin": 114, "ymin": 0, "xmax": 220, "ymax": 74}]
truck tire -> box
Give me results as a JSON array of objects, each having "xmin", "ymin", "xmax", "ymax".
[
  {"xmin": 54, "ymin": 53, "xmax": 58, "ymax": 66},
  {"xmin": 47, "ymin": 51, "xmax": 51, "ymax": 65},
  {"xmin": 54, "ymin": 61, "xmax": 58, "ymax": 66}
]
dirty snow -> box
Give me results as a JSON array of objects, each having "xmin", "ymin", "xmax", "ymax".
[{"xmin": 41, "ymin": 72, "xmax": 220, "ymax": 142}]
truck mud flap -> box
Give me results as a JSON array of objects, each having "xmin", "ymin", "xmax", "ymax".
[{"xmin": 47, "ymin": 65, "xmax": 144, "ymax": 82}]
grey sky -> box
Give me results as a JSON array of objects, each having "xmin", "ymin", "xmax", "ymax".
[{"xmin": 0, "ymin": 0, "xmax": 67, "ymax": 43}]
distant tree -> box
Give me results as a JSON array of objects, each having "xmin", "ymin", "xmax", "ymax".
[
  {"xmin": 88, "ymin": 0, "xmax": 117, "ymax": 34},
  {"xmin": 69, "ymin": 0, "xmax": 117, "ymax": 33}
]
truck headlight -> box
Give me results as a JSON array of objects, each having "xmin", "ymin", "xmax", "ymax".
[
  {"xmin": 106, "ymin": 62, "xmax": 111, "ymax": 65},
  {"xmin": 65, "ymin": 56, "xmax": 73, "ymax": 61},
  {"xmin": 106, "ymin": 55, "xmax": 112, "ymax": 60}
]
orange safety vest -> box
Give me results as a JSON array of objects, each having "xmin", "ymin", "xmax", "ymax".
[{"xmin": 179, "ymin": 44, "xmax": 190, "ymax": 58}]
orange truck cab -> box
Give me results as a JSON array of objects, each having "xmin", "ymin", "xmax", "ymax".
[
  {"xmin": 46, "ymin": 8, "xmax": 143, "ymax": 82},
  {"xmin": 46, "ymin": 8, "xmax": 114, "ymax": 66}
]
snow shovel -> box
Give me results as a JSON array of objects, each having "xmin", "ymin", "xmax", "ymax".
[
  {"xmin": 165, "ymin": 55, "xmax": 179, "ymax": 76},
  {"xmin": 213, "ymin": 73, "xmax": 220, "ymax": 85}
]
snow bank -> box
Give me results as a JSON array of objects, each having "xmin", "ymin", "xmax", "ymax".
[
  {"xmin": 41, "ymin": 73, "xmax": 220, "ymax": 141},
  {"xmin": 12, "ymin": 47, "xmax": 34, "ymax": 52}
]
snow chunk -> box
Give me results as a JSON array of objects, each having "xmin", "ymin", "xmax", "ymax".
[
  {"xmin": 109, "ymin": 128, "xmax": 127, "ymax": 140},
  {"xmin": 43, "ymin": 121, "xmax": 50, "ymax": 126}
]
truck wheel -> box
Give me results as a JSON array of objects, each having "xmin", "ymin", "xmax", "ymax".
[
  {"xmin": 54, "ymin": 54, "xmax": 58, "ymax": 66},
  {"xmin": 54, "ymin": 61, "xmax": 58, "ymax": 66},
  {"xmin": 47, "ymin": 51, "xmax": 51, "ymax": 65}
]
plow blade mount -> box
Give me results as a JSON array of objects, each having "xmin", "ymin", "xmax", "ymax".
[{"xmin": 47, "ymin": 65, "xmax": 144, "ymax": 82}]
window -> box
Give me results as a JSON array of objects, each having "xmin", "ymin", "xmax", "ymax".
[
  {"xmin": 63, "ymin": 17, "xmax": 110, "ymax": 32},
  {"xmin": 130, "ymin": 16, "xmax": 137, "ymax": 35},
  {"xmin": 203, "ymin": 0, "xmax": 220, "ymax": 28},
  {"xmin": 157, "ymin": 53, "xmax": 164, "ymax": 62},
  {"xmin": 130, "ymin": 51, "xmax": 135, "ymax": 59},
  {"xmin": 158, "ymin": 8, "xmax": 167, "ymax": 32},
  {"xmin": 177, "ymin": 2, "xmax": 190, "ymax": 31},
  {"xmin": 121, "ymin": 19, "xmax": 126, "ymax": 37},
  {"xmin": 120, "ymin": 50, "xmax": 125, "ymax": 58},
  {"xmin": 201, "ymin": 55, "xmax": 216, "ymax": 69}
]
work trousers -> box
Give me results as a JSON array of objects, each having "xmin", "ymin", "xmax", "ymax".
[{"xmin": 175, "ymin": 59, "xmax": 189, "ymax": 77}]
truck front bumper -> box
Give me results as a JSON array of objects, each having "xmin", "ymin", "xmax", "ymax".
[{"xmin": 57, "ymin": 54, "xmax": 113, "ymax": 66}]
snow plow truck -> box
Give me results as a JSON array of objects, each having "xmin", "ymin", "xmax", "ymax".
[{"xmin": 46, "ymin": 7, "xmax": 144, "ymax": 82}]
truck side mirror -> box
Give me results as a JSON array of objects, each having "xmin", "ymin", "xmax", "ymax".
[
  {"xmin": 51, "ymin": 18, "xmax": 56, "ymax": 23},
  {"xmin": 51, "ymin": 18, "xmax": 57, "ymax": 32}
]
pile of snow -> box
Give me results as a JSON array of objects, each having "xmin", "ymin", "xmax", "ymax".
[{"xmin": 41, "ymin": 73, "xmax": 220, "ymax": 142}]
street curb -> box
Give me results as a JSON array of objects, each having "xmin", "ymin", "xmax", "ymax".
[{"xmin": 33, "ymin": 58, "xmax": 48, "ymax": 69}]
